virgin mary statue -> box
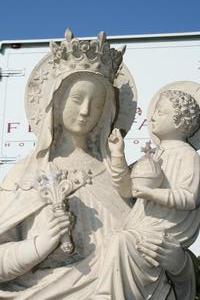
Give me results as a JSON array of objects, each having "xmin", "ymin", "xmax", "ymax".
[
  {"xmin": 0, "ymin": 28, "xmax": 136, "ymax": 299},
  {"xmin": 0, "ymin": 28, "xmax": 196, "ymax": 300}
]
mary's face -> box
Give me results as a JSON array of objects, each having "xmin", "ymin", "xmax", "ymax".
[{"xmin": 62, "ymin": 76, "xmax": 106, "ymax": 136}]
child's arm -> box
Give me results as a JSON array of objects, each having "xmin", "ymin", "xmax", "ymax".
[
  {"xmin": 133, "ymin": 152, "xmax": 200, "ymax": 210},
  {"xmin": 108, "ymin": 129, "xmax": 132, "ymax": 198}
]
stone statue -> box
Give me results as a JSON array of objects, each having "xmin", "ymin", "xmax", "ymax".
[
  {"xmin": 0, "ymin": 28, "xmax": 198, "ymax": 300},
  {"xmin": 107, "ymin": 81, "xmax": 200, "ymax": 299}
]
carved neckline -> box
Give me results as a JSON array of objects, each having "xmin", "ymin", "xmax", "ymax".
[
  {"xmin": 158, "ymin": 140, "xmax": 188, "ymax": 150},
  {"xmin": 52, "ymin": 149, "xmax": 106, "ymax": 178}
]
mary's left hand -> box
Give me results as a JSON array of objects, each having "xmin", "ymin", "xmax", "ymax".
[{"xmin": 137, "ymin": 234, "xmax": 186, "ymax": 275}]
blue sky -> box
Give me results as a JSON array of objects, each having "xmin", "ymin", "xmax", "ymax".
[{"xmin": 0, "ymin": 0, "xmax": 200, "ymax": 40}]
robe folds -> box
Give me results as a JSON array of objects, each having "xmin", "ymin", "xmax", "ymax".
[
  {"xmin": 0, "ymin": 145, "xmax": 197, "ymax": 299},
  {"xmin": 0, "ymin": 152, "xmax": 131, "ymax": 299}
]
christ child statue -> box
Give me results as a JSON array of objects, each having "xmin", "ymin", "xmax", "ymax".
[{"xmin": 108, "ymin": 83, "xmax": 200, "ymax": 268}]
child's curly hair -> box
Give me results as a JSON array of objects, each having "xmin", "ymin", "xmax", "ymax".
[{"xmin": 161, "ymin": 90, "xmax": 200, "ymax": 138}]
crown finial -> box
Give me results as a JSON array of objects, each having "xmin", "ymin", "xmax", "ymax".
[
  {"xmin": 64, "ymin": 28, "xmax": 74, "ymax": 42},
  {"xmin": 121, "ymin": 45, "xmax": 126, "ymax": 56},
  {"xmin": 98, "ymin": 31, "xmax": 107, "ymax": 48}
]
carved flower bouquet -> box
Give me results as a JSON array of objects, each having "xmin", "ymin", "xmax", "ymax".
[{"xmin": 37, "ymin": 163, "xmax": 92, "ymax": 254}]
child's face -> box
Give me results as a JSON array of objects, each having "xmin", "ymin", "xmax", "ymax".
[{"xmin": 151, "ymin": 95, "xmax": 181, "ymax": 140}]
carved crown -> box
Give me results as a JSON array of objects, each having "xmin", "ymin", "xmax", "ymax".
[{"xmin": 49, "ymin": 28, "xmax": 126, "ymax": 82}]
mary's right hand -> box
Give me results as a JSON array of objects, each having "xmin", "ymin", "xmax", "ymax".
[{"xmin": 35, "ymin": 208, "xmax": 70, "ymax": 260}]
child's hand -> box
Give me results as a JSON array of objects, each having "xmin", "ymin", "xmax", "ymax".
[
  {"xmin": 132, "ymin": 185, "xmax": 154, "ymax": 200},
  {"xmin": 108, "ymin": 128, "xmax": 125, "ymax": 157}
]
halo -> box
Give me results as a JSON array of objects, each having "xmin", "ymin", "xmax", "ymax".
[
  {"xmin": 25, "ymin": 52, "xmax": 137, "ymax": 137},
  {"xmin": 147, "ymin": 81, "xmax": 200, "ymax": 149},
  {"xmin": 114, "ymin": 64, "xmax": 137, "ymax": 135}
]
